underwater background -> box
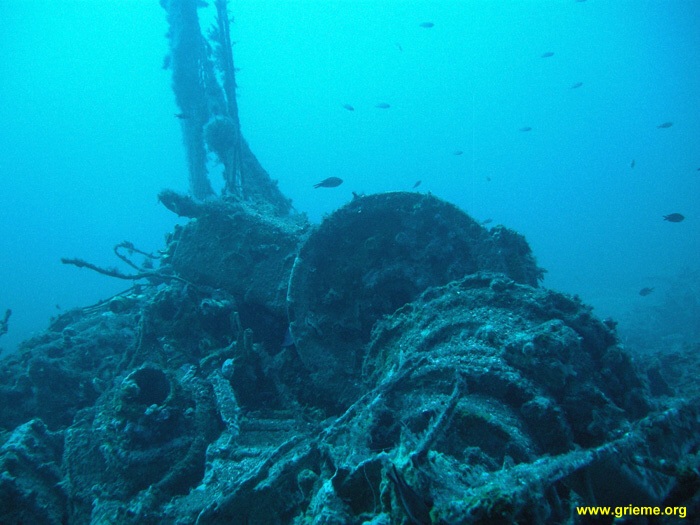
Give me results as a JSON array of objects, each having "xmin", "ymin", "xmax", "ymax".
[{"xmin": 1, "ymin": 0, "xmax": 698, "ymax": 355}]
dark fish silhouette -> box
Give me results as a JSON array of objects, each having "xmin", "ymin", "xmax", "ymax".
[
  {"xmin": 281, "ymin": 326, "xmax": 295, "ymax": 347},
  {"xmin": 481, "ymin": 218, "xmax": 493, "ymax": 225},
  {"xmin": 419, "ymin": 22, "xmax": 434, "ymax": 28},
  {"xmin": 631, "ymin": 159, "xmax": 636, "ymax": 168},
  {"xmin": 342, "ymin": 104, "xmax": 354, "ymax": 111},
  {"xmin": 412, "ymin": 180, "xmax": 422, "ymax": 189},
  {"xmin": 453, "ymin": 150, "xmax": 464, "ymax": 156},
  {"xmin": 663, "ymin": 213, "xmax": 685, "ymax": 222},
  {"xmin": 657, "ymin": 122, "xmax": 673, "ymax": 128},
  {"xmin": 541, "ymin": 52, "xmax": 554, "ymax": 58},
  {"xmin": 639, "ymin": 287, "xmax": 654, "ymax": 296},
  {"xmin": 174, "ymin": 113, "xmax": 191, "ymax": 119},
  {"xmin": 387, "ymin": 465, "xmax": 432, "ymax": 525},
  {"xmin": 375, "ymin": 103, "xmax": 391, "ymax": 109},
  {"xmin": 314, "ymin": 177, "xmax": 343, "ymax": 188},
  {"xmin": 519, "ymin": 126, "xmax": 532, "ymax": 132},
  {"xmin": 571, "ymin": 82, "xmax": 583, "ymax": 89},
  {"xmin": 396, "ymin": 43, "xmax": 403, "ymax": 52}
]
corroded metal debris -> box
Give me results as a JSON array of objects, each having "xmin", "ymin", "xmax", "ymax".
[
  {"xmin": 0, "ymin": 194, "xmax": 698, "ymax": 524},
  {"xmin": 287, "ymin": 191, "xmax": 543, "ymax": 407}
]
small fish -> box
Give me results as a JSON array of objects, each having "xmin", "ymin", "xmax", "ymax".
[
  {"xmin": 631, "ymin": 159, "xmax": 636, "ymax": 168},
  {"xmin": 375, "ymin": 103, "xmax": 391, "ymax": 109},
  {"xmin": 313, "ymin": 177, "xmax": 343, "ymax": 188},
  {"xmin": 663, "ymin": 213, "xmax": 684, "ymax": 222},
  {"xmin": 396, "ymin": 43, "xmax": 403, "ymax": 52},
  {"xmin": 519, "ymin": 126, "xmax": 532, "ymax": 132},
  {"xmin": 412, "ymin": 180, "xmax": 422, "ymax": 189},
  {"xmin": 541, "ymin": 52, "xmax": 554, "ymax": 58},
  {"xmin": 281, "ymin": 326, "xmax": 295, "ymax": 347},
  {"xmin": 639, "ymin": 287, "xmax": 654, "ymax": 296},
  {"xmin": 481, "ymin": 218, "xmax": 493, "ymax": 225},
  {"xmin": 571, "ymin": 82, "xmax": 583, "ymax": 89},
  {"xmin": 419, "ymin": 22, "xmax": 434, "ymax": 28},
  {"xmin": 453, "ymin": 150, "xmax": 464, "ymax": 156},
  {"xmin": 387, "ymin": 465, "xmax": 433, "ymax": 525},
  {"xmin": 174, "ymin": 113, "xmax": 191, "ymax": 119},
  {"xmin": 485, "ymin": 176, "xmax": 492, "ymax": 182},
  {"xmin": 342, "ymin": 104, "xmax": 354, "ymax": 111},
  {"xmin": 657, "ymin": 122, "xmax": 673, "ymax": 128}
]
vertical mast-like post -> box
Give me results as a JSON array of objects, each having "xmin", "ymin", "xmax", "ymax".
[{"xmin": 214, "ymin": 0, "xmax": 243, "ymax": 195}]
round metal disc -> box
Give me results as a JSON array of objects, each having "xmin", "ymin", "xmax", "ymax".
[{"xmin": 287, "ymin": 191, "xmax": 490, "ymax": 393}]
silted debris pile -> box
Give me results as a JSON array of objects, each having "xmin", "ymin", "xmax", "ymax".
[
  {"xmin": 286, "ymin": 192, "xmax": 544, "ymax": 409},
  {"xmin": 0, "ymin": 192, "xmax": 698, "ymax": 524}
]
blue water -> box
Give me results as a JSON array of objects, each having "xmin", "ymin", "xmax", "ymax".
[{"xmin": 1, "ymin": 1, "xmax": 698, "ymax": 353}]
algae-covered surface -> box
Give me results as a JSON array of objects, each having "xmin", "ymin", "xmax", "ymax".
[
  {"xmin": 1, "ymin": 192, "xmax": 699, "ymax": 524},
  {"xmin": 1, "ymin": 1, "xmax": 698, "ymax": 523}
]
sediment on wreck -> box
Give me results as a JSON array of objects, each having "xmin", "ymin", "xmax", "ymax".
[
  {"xmin": 6, "ymin": 181, "xmax": 700, "ymax": 523},
  {"xmin": 3, "ymin": 197, "xmax": 699, "ymax": 523},
  {"xmin": 160, "ymin": 195, "xmax": 308, "ymax": 352},
  {"xmin": 1, "ymin": 1, "xmax": 699, "ymax": 522},
  {"xmin": 286, "ymin": 191, "xmax": 545, "ymax": 411}
]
